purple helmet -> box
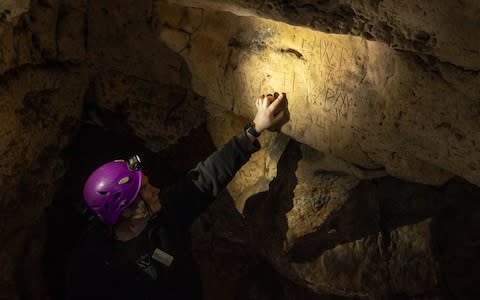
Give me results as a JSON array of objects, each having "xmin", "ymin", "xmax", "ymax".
[{"xmin": 83, "ymin": 155, "xmax": 142, "ymax": 224}]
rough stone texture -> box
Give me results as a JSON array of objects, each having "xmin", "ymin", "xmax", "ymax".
[
  {"xmin": 0, "ymin": 0, "xmax": 479, "ymax": 299},
  {"xmin": 93, "ymin": 70, "xmax": 205, "ymax": 151},
  {"xmin": 206, "ymin": 111, "xmax": 290, "ymax": 211},
  {"xmin": 232, "ymin": 140, "xmax": 480, "ymax": 299},
  {"xmin": 0, "ymin": 1, "xmax": 89, "ymax": 298},
  {"xmin": 0, "ymin": 65, "xmax": 88, "ymax": 299},
  {"xmin": 166, "ymin": 0, "xmax": 480, "ymax": 70},
  {"xmin": 290, "ymin": 219, "xmax": 438, "ymax": 298},
  {"xmin": 0, "ymin": 1, "xmax": 30, "ymax": 23},
  {"xmin": 281, "ymin": 144, "xmax": 441, "ymax": 297},
  {"xmin": 154, "ymin": 2, "xmax": 480, "ymax": 187},
  {"xmin": 87, "ymin": 0, "xmax": 206, "ymax": 151},
  {"xmin": 0, "ymin": 0, "xmax": 87, "ymax": 74}
]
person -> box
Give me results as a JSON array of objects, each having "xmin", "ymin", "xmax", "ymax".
[{"xmin": 66, "ymin": 93, "xmax": 289, "ymax": 299}]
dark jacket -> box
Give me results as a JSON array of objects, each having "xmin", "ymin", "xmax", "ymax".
[{"xmin": 67, "ymin": 132, "xmax": 260, "ymax": 300}]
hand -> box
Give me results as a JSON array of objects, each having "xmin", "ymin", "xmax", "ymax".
[{"xmin": 253, "ymin": 92, "xmax": 289, "ymax": 133}]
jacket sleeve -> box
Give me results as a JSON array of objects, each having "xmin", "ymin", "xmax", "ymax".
[
  {"xmin": 190, "ymin": 131, "xmax": 260, "ymax": 197},
  {"xmin": 160, "ymin": 131, "xmax": 260, "ymax": 228}
]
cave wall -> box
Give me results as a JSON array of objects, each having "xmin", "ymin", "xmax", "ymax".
[
  {"xmin": 151, "ymin": 5, "xmax": 479, "ymax": 296},
  {"xmin": 155, "ymin": 2, "xmax": 480, "ymax": 187},
  {"xmin": 86, "ymin": 0, "xmax": 206, "ymax": 151},
  {"xmin": 0, "ymin": 0, "xmax": 479, "ymax": 299},
  {"xmin": 166, "ymin": 0, "xmax": 480, "ymax": 70},
  {"xmin": 0, "ymin": 1, "xmax": 88, "ymax": 298}
]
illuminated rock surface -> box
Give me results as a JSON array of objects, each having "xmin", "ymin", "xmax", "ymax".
[
  {"xmin": 0, "ymin": 0, "xmax": 479, "ymax": 299},
  {"xmin": 155, "ymin": 3, "xmax": 480, "ymax": 187},
  {"xmin": 166, "ymin": 0, "xmax": 480, "ymax": 70}
]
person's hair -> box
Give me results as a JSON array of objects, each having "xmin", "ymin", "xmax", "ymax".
[{"xmin": 118, "ymin": 197, "xmax": 151, "ymax": 221}]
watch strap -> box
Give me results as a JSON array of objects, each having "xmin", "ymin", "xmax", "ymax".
[{"xmin": 244, "ymin": 122, "xmax": 261, "ymax": 137}]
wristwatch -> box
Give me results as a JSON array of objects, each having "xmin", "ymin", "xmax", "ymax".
[{"xmin": 244, "ymin": 121, "xmax": 261, "ymax": 137}]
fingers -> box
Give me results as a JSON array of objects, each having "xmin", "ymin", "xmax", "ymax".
[
  {"xmin": 255, "ymin": 96, "xmax": 262, "ymax": 108},
  {"xmin": 255, "ymin": 92, "xmax": 287, "ymax": 111},
  {"xmin": 257, "ymin": 95, "xmax": 270, "ymax": 108},
  {"xmin": 269, "ymin": 92, "xmax": 287, "ymax": 113},
  {"xmin": 266, "ymin": 93, "xmax": 274, "ymax": 103}
]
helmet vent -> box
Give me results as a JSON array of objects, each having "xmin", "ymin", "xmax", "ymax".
[
  {"xmin": 113, "ymin": 192, "xmax": 121, "ymax": 202},
  {"xmin": 97, "ymin": 191, "xmax": 109, "ymax": 196},
  {"xmin": 118, "ymin": 177, "xmax": 130, "ymax": 185}
]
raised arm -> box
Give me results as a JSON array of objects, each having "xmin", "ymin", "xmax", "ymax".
[
  {"xmin": 159, "ymin": 93, "xmax": 289, "ymax": 226},
  {"xmin": 190, "ymin": 92, "xmax": 289, "ymax": 196}
]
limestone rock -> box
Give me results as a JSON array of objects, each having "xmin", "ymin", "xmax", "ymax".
[
  {"xmin": 285, "ymin": 151, "xmax": 362, "ymax": 250},
  {"xmin": 87, "ymin": 0, "xmax": 207, "ymax": 151},
  {"xmin": 56, "ymin": 0, "xmax": 88, "ymax": 61},
  {"xmin": 155, "ymin": 3, "xmax": 480, "ymax": 186},
  {"xmin": 0, "ymin": 64, "xmax": 88, "ymax": 298},
  {"xmin": 0, "ymin": 1, "xmax": 89, "ymax": 298},
  {"xmin": 0, "ymin": 0, "xmax": 87, "ymax": 76},
  {"xmin": 206, "ymin": 111, "xmax": 290, "ymax": 211},
  {"xmin": 0, "ymin": 0, "xmax": 30, "ymax": 24},
  {"xmin": 166, "ymin": 0, "xmax": 480, "ymax": 70},
  {"xmin": 94, "ymin": 70, "xmax": 205, "ymax": 151},
  {"xmin": 87, "ymin": 0, "xmax": 188, "ymax": 84},
  {"xmin": 290, "ymin": 219, "xmax": 438, "ymax": 298},
  {"xmin": 0, "ymin": 0, "xmax": 478, "ymax": 299},
  {"xmin": 232, "ymin": 139, "xmax": 479, "ymax": 298}
]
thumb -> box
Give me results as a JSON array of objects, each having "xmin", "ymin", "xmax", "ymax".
[{"xmin": 273, "ymin": 109, "xmax": 286, "ymax": 123}]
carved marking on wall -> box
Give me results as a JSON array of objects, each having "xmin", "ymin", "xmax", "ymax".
[
  {"xmin": 292, "ymin": 72, "xmax": 296, "ymax": 93},
  {"xmin": 281, "ymin": 48, "xmax": 304, "ymax": 59},
  {"xmin": 339, "ymin": 47, "xmax": 346, "ymax": 67}
]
